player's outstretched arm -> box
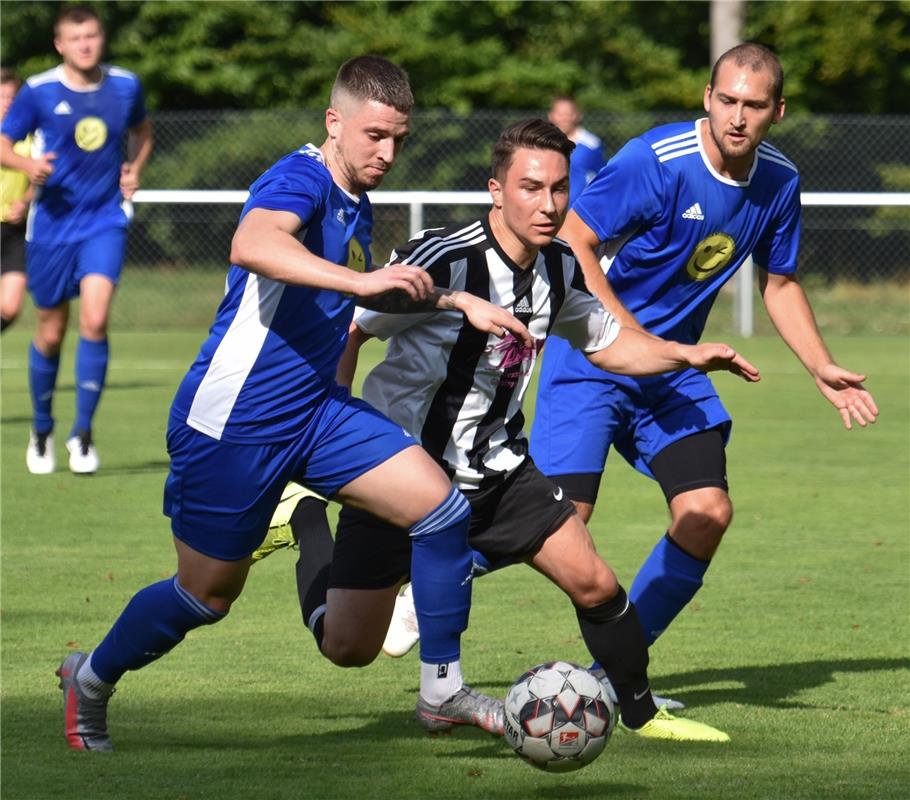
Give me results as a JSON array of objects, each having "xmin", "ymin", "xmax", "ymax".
[
  {"xmin": 760, "ymin": 270, "xmax": 878, "ymax": 429},
  {"xmin": 587, "ymin": 328, "xmax": 761, "ymax": 381}
]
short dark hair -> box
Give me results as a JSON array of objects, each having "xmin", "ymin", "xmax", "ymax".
[
  {"xmin": 331, "ymin": 55, "xmax": 414, "ymax": 114},
  {"xmin": 711, "ymin": 43, "xmax": 784, "ymax": 103},
  {"xmin": 1, "ymin": 68, "xmax": 20, "ymax": 87},
  {"xmin": 491, "ymin": 118, "xmax": 575, "ymax": 181},
  {"xmin": 55, "ymin": 5, "xmax": 102, "ymax": 36}
]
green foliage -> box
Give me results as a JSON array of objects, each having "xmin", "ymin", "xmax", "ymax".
[{"xmin": 2, "ymin": 1, "xmax": 907, "ymax": 113}]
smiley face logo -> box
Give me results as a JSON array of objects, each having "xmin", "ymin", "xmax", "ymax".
[
  {"xmin": 347, "ymin": 238, "xmax": 367, "ymax": 272},
  {"xmin": 685, "ymin": 232, "xmax": 736, "ymax": 282},
  {"xmin": 74, "ymin": 116, "xmax": 108, "ymax": 152}
]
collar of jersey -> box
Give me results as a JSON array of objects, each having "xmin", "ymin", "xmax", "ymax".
[{"xmin": 695, "ymin": 117, "xmax": 759, "ymax": 188}]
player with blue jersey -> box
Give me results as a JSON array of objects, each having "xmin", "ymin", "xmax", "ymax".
[
  {"xmin": 0, "ymin": 5, "xmax": 153, "ymax": 476},
  {"xmin": 548, "ymin": 95, "xmax": 606, "ymax": 205},
  {"xmin": 54, "ymin": 55, "xmax": 529, "ymax": 752},
  {"xmin": 531, "ymin": 44, "xmax": 878, "ymax": 650}
]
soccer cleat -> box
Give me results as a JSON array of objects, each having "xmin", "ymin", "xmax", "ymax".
[
  {"xmin": 56, "ymin": 652, "xmax": 114, "ymax": 751},
  {"xmin": 251, "ymin": 483, "xmax": 325, "ymax": 562},
  {"xmin": 26, "ymin": 430, "xmax": 55, "ymax": 474},
  {"xmin": 620, "ymin": 705, "xmax": 730, "ymax": 742},
  {"xmin": 590, "ymin": 667, "xmax": 686, "ymax": 712},
  {"xmin": 382, "ymin": 583, "xmax": 420, "ymax": 657},
  {"xmin": 66, "ymin": 431, "xmax": 99, "ymax": 474},
  {"xmin": 415, "ymin": 685, "xmax": 505, "ymax": 735}
]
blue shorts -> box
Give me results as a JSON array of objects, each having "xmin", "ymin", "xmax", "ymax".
[
  {"xmin": 163, "ymin": 384, "xmax": 417, "ymax": 560},
  {"xmin": 26, "ymin": 227, "xmax": 126, "ymax": 308},
  {"xmin": 530, "ymin": 335, "xmax": 732, "ymax": 480}
]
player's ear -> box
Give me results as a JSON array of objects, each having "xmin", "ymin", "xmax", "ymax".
[
  {"xmin": 488, "ymin": 177, "xmax": 503, "ymax": 208},
  {"xmin": 325, "ymin": 107, "xmax": 342, "ymax": 139},
  {"xmin": 703, "ymin": 84, "xmax": 712, "ymax": 113},
  {"xmin": 773, "ymin": 97, "xmax": 785, "ymax": 125}
]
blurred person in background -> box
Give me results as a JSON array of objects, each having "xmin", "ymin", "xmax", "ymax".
[
  {"xmin": 1, "ymin": 68, "xmax": 31, "ymax": 333},
  {"xmin": 548, "ymin": 94, "xmax": 606, "ymax": 205},
  {"xmin": 0, "ymin": 4, "xmax": 153, "ymax": 475}
]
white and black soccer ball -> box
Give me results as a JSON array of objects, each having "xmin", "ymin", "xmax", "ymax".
[{"xmin": 503, "ymin": 661, "xmax": 615, "ymax": 773}]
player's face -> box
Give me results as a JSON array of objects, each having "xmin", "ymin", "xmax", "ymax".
[
  {"xmin": 325, "ymin": 98, "xmax": 410, "ymax": 194},
  {"xmin": 548, "ymin": 100, "xmax": 580, "ymax": 136},
  {"xmin": 0, "ymin": 82, "xmax": 17, "ymax": 120},
  {"xmin": 490, "ymin": 147, "xmax": 570, "ymax": 255},
  {"xmin": 704, "ymin": 60, "xmax": 784, "ymax": 172},
  {"xmin": 54, "ymin": 20, "xmax": 105, "ymax": 74}
]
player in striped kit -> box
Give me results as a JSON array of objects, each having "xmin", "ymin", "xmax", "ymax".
[
  {"xmin": 285, "ymin": 118, "xmax": 760, "ymax": 740},
  {"xmin": 53, "ymin": 55, "xmax": 527, "ymax": 752},
  {"xmin": 530, "ymin": 44, "xmax": 878, "ymax": 653}
]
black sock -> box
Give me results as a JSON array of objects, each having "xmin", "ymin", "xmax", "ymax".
[
  {"xmin": 291, "ymin": 497, "xmax": 335, "ymax": 648},
  {"xmin": 575, "ymin": 587, "xmax": 658, "ymax": 729}
]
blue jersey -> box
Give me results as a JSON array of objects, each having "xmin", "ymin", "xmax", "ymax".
[
  {"xmin": 170, "ymin": 145, "xmax": 374, "ymax": 444},
  {"xmin": 568, "ymin": 127, "xmax": 606, "ymax": 206},
  {"xmin": 573, "ymin": 119, "xmax": 801, "ymax": 344},
  {"xmin": 0, "ymin": 65, "xmax": 147, "ymax": 246}
]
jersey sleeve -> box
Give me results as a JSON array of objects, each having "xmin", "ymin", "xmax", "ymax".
[
  {"xmin": 0, "ymin": 84, "xmax": 38, "ymax": 143},
  {"xmin": 752, "ymin": 174, "xmax": 801, "ymax": 275},
  {"xmin": 576, "ymin": 143, "xmax": 606, "ymax": 185},
  {"xmin": 550, "ymin": 263, "xmax": 621, "ymax": 352},
  {"xmin": 572, "ymin": 137, "xmax": 664, "ymax": 243},
  {"xmin": 127, "ymin": 78, "xmax": 148, "ymax": 128},
  {"xmin": 245, "ymin": 156, "xmax": 327, "ymax": 227},
  {"xmin": 355, "ymin": 233, "xmax": 456, "ymax": 340}
]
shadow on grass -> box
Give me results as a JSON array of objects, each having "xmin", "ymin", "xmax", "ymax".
[{"xmin": 656, "ymin": 656, "xmax": 910, "ymax": 710}]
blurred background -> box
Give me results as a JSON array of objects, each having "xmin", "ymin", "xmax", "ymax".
[{"xmin": 2, "ymin": 0, "xmax": 908, "ymax": 333}]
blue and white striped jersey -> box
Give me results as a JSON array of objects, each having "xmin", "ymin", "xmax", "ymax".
[
  {"xmin": 170, "ymin": 145, "xmax": 374, "ymax": 443},
  {"xmin": 573, "ymin": 119, "xmax": 801, "ymax": 344},
  {"xmin": 1, "ymin": 65, "xmax": 147, "ymax": 245}
]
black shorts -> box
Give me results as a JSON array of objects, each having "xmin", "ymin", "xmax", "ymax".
[
  {"xmin": 1, "ymin": 223, "xmax": 26, "ymax": 274},
  {"xmin": 329, "ymin": 457, "xmax": 578, "ymax": 590}
]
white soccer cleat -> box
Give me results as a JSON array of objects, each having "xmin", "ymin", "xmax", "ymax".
[
  {"xmin": 66, "ymin": 432, "xmax": 99, "ymax": 474},
  {"xmin": 382, "ymin": 583, "xmax": 420, "ymax": 657},
  {"xmin": 26, "ymin": 430, "xmax": 55, "ymax": 474}
]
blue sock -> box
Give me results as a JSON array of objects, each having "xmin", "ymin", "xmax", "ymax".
[
  {"xmin": 89, "ymin": 576, "xmax": 224, "ymax": 684},
  {"xmin": 29, "ymin": 342, "xmax": 60, "ymax": 435},
  {"xmin": 409, "ymin": 488, "xmax": 473, "ymax": 664},
  {"xmin": 72, "ymin": 336, "xmax": 109, "ymax": 435},
  {"xmin": 628, "ymin": 533, "xmax": 709, "ymax": 646}
]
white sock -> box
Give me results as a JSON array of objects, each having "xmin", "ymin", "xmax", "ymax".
[
  {"xmin": 77, "ymin": 653, "xmax": 114, "ymax": 700},
  {"xmin": 419, "ymin": 660, "xmax": 463, "ymax": 706}
]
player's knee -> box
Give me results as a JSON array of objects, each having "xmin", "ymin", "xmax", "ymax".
[
  {"xmin": 320, "ymin": 633, "xmax": 380, "ymax": 668},
  {"xmin": 79, "ymin": 315, "xmax": 109, "ymax": 340},
  {"xmin": 673, "ymin": 491, "xmax": 733, "ymax": 541},
  {"xmin": 566, "ymin": 559, "xmax": 619, "ymax": 609},
  {"xmin": 35, "ymin": 327, "xmax": 65, "ymax": 353}
]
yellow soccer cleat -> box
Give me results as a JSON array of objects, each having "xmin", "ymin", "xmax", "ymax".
[
  {"xmin": 251, "ymin": 483, "xmax": 326, "ymax": 562},
  {"xmin": 620, "ymin": 705, "xmax": 730, "ymax": 743}
]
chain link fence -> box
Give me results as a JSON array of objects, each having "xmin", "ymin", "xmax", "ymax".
[{"xmin": 116, "ymin": 110, "xmax": 908, "ymax": 333}]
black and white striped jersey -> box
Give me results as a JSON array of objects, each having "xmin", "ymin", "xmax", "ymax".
[{"xmin": 355, "ymin": 216, "xmax": 620, "ymax": 490}]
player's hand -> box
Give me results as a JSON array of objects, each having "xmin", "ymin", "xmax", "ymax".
[
  {"xmin": 5, "ymin": 199, "xmax": 28, "ymax": 224},
  {"xmin": 457, "ymin": 294, "xmax": 533, "ymax": 348},
  {"xmin": 814, "ymin": 363, "xmax": 878, "ymax": 429},
  {"xmin": 686, "ymin": 343, "xmax": 761, "ymax": 382},
  {"xmin": 27, "ymin": 153, "xmax": 55, "ymax": 185},
  {"xmin": 120, "ymin": 162, "xmax": 141, "ymax": 200},
  {"xmin": 352, "ymin": 264, "xmax": 435, "ymax": 302}
]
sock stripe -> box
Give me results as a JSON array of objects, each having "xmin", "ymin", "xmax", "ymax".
[
  {"xmin": 306, "ymin": 603, "xmax": 327, "ymax": 635},
  {"xmin": 172, "ymin": 577, "xmax": 224, "ymax": 623},
  {"xmin": 409, "ymin": 488, "xmax": 470, "ymax": 538}
]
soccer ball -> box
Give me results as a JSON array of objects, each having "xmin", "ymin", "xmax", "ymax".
[{"xmin": 503, "ymin": 661, "xmax": 615, "ymax": 773}]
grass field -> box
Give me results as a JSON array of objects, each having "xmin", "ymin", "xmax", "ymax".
[{"xmin": 1, "ymin": 326, "xmax": 908, "ymax": 800}]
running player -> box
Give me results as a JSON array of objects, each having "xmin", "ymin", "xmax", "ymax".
[
  {"xmin": 0, "ymin": 5, "xmax": 153, "ymax": 474},
  {"xmin": 530, "ymin": 44, "xmax": 878, "ymax": 649},
  {"xmin": 284, "ymin": 118, "xmax": 760, "ymax": 740},
  {"xmin": 54, "ymin": 55, "xmax": 528, "ymax": 752}
]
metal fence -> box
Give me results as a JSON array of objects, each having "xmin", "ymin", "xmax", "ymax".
[{"xmin": 115, "ymin": 110, "xmax": 908, "ymax": 332}]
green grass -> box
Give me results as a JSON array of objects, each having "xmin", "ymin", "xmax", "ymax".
[{"xmin": 2, "ymin": 327, "xmax": 908, "ymax": 800}]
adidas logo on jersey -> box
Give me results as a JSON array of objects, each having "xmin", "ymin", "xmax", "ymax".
[
  {"xmin": 682, "ymin": 202, "xmax": 705, "ymax": 221},
  {"xmin": 514, "ymin": 296, "xmax": 532, "ymax": 314},
  {"xmin": 53, "ymin": 101, "xmax": 73, "ymax": 115}
]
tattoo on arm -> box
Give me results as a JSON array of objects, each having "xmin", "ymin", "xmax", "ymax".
[{"xmin": 358, "ymin": 288, "xmax": 460, "ymax": 314}]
